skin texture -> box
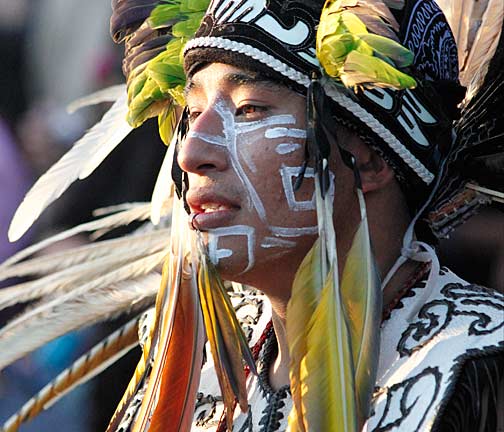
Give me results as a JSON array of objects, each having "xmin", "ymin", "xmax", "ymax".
[{"xmin": 179, "ymin": 63, "xmax": 412, "ymax": 390}]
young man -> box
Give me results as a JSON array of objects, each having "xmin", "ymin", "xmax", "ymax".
[
  {"xmin": 173, "ymin": 2, "xmax": 503, "ymax": 430},
  {"xmin": 2, "ymin": 1, "xmax": 502, "ymax": 431}
]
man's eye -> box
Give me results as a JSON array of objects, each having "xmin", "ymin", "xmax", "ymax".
[
  {"xmin": 236, "ymin": 104, "xmax": 267, "ymax": 117},
  {"xmin": 188, "ymin": 111, "xmax": 201, "ymax": 124}
]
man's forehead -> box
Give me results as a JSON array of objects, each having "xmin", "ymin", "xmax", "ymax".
[{"xmin": 184, "ymin": 64, "xmax": 283, "ymax": 96}]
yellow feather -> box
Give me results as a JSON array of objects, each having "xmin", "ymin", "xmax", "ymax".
[
  {"xmin": 196, "ymin": 236, "xmax": 256, "ymax": 429},
  {"xmin": 340, "ymin": 211, "xmax": 381, "ymax": 423}
]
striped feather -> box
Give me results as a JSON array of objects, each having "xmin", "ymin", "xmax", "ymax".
[
  {"xmin": 2, "ymin": 202, "xmax": 155, "ymax": 267},
  {"xmin": 0, "ymin": 228, "xmax": 170, "ymax": 284},
  {"xmin": 0, "ymin": 231, "xmax": 169, "ymax": 309},
  {"xmin": 1, "ymin": 317, "xmax": 140, "ymax": 432},
  {"xmin": 0, "ymin": 265, "xmax": 162, "ymax": 370}
]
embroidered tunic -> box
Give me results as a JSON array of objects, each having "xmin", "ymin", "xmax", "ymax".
[{"xmin": 191, "ymin": 267, "xmax": 504, "ymax": 431}]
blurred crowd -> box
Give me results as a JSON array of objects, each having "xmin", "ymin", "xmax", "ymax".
[{"xmin": 0, "ymin": 1, "xmax": 502, "ymax": 431}]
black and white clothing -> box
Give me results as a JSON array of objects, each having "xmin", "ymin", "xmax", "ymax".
[{"xmin": 192, "ymin": 268, "xmax": 504, "ymax": 431}]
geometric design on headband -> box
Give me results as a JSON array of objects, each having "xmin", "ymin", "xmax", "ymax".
[
  {"xmin": 205, "ymin": 0, "xmax": 319, "ymax": 66},
  {"xmin": 363, "ymin": 88, "xmax": 437, "ymax": 148},
  {"xmin": 323, "ymin": 80, "xmax": 435, "ymax": 184}
]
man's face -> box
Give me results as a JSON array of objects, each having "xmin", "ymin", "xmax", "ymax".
[{"xmin": 179, "ymin": 63, "xmax": 325, "ymax": 289}]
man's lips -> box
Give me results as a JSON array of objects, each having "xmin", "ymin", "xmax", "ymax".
[{"xmin": 187, "ymin": 193, "xmax": 240, "ymax": 230}]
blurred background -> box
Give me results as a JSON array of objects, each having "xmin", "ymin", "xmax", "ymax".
[
  {"xmin": 0, "ymin": 1, "xmax": 165, "ymax": 430},
  {"xmin": 0, "ymin": 0, "xmax": 502, "ymax": 431}
]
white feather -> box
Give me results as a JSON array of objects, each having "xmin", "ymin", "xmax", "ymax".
[
  {"xmin": 8, "ymin": 93, "xmax": 133, "ymax": 242},
  {"xmin": 3, "ymin": 203, "xmax": 153, "ymax": 267},
  {"xmin": 0, "ymin": 228, "xmax": 170, "ymax": 283},
  {"xmin": 150, "ymin": 136, "xmax": 176, "ymax": 225},
  {"xmin": 0, "ymin": 271, "xmax": 162, "ymax": 370},
  {"xmin": 66, "ymin": 84, "xmax": 127, "ymax": 114},
  {"xmin": 0, "ymin": 234, "xmax": 169, "ymax": 310}
]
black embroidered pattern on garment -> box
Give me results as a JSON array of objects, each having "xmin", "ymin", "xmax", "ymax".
[
  {"xmin": 255, "ymin": 327, "xmax": 290, "ymax": 432},
  {"xmin": 372, "ymin": 367, "xmax": 442, "ymax": 432},
  {"xmin": 397, "ymin": 283, "xmax": 504, "ymax": 357}
]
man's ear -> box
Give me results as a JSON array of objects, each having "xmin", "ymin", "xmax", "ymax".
[{"xmin": 353, "ymin": 145, "xmax": 395, "ymax": 194}]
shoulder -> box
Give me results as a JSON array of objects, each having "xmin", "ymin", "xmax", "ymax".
[{"xmin": 366, "ymin": 267, "xmax": 504, "ymax": 432}]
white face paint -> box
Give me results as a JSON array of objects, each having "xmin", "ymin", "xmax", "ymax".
[
  {"xmin": 260, "ymin": 237, "xmax": 297, "ymax": 249},
  {"xmin": 182, "ymin": 64, "xmax": 320, "ymax": 280},
  {"xmin": 208, "ymin": 225, "xmax": 256, "ymax": 274},
  {"xmin": 265, "ymin": 127, "xmax": 307, "ymax": 139},
  {"xmin": 275, "ymin": 142, "xmax": 302, "ymax": 155}
]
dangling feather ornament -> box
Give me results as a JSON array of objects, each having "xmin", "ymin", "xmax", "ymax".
[{"xmin": 196, "ymin": 233, "xmax": 257, "ymax": 429}]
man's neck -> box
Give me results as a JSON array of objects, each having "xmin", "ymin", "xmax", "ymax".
[{"xmin": 267, "ymin": 254, "xmax": 419, "ymax": 392}]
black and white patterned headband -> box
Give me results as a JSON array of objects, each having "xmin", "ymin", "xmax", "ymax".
[{"xmin": 184, "ymin": 0, "xmax": 464, "ymax": 196}]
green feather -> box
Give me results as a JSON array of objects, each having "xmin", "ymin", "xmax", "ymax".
[
  {"xmin": 317, "ymin": 0, "xmax": 416, "ymax": 91},
  {"xmin": 342, "ymin": 50, "xmax": 417, "ymax": 89}
]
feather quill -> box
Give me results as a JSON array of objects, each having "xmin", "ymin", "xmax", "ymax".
[
  {"xmin": 0, "ymin": 264, "xmax": 162, "ymax": 370},
  {"xmin": 8, "ymin": 93, "xmax": 133, "ymax": 242},
  {"xmin": 1, "ymin": 317, "xmax": 140, "ymax": 432},
  {"xmin": 150, "ymin": 130, "xmax": 177, "ymax": 225},
  {"xmin": 66, "ymin": 84, "xmax": 127, "ymax": 114}
]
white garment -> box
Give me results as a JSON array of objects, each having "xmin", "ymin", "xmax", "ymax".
[{"xmin": 191, "ymin": 267, "xmax": 504, "ymax": 431}]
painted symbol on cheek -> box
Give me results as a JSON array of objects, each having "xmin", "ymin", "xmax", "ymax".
[
  {"xmin": 265, "ymin": 127, "xmax": 307, "ymax": 139},
  {"xmin": 275, "ymin": 143, "xmax": 302, "ymax": 155},
  {"xmin": 269, "ymin": 226, "xmax": 319, "ymax": 237},
  {"xmin": 208, "ymin": 225, "xmax": 256, "ymax": 273},
  {"xmin": 280, "ymin": 165, "xmax": 318, "ymax": 211},
  {"xmin": 260, "ymin": 237, "xmax": 297, "ymax": 249}
]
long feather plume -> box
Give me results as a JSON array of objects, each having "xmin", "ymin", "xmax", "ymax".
[
  {"xmin": 67, "ymin": 84, "xmax": 128, "ymax": 114},
  {"xmin": 107, "ymin": 197, "xmax": 196, "ymax": 432},
  {"xmin": 1, "ymin": 317, "xmax": 140, "ymax": 432},
  {"xmin": 340, "ymin": 188, "xmax": 381, "ymax": 424},
  {"xmin": 8, "ymin": 93, "xmax": 133, "ymax": 242},
  {"xmin": 196, "ymin": 234, "xmax": 256, "ymax": 429},
  {"xmin": 287, "ymin": 177, "xmax": 357, "ymax": 431},
  {"xmin": 0, "ymin": 228, "xmax": 170, "ymax": 285},
  {"xmin": 0, "ymin": 266, "xmax": 161, "ymax": 370},
  {"xmin": 0, "ymin": 232, "xmax": 169, "ymax": 310},
  {"xmin": 2, "ymin": 202, "xmax": 157, "ymax": 267}
]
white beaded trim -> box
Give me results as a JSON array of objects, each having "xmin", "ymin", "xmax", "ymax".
[
  {"xmin": 184, "ymin": 37, "xmax": 435, "ymax": 184},
  {"xmin": 184, "ymin": 36, "xmax": 311, "ymax": 87},
  {"xmin": 322, "ymin": 79, "xmax": 435, "ymax": 184}
]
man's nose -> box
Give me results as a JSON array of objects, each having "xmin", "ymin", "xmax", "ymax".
[{"xmin": 177, "ymin": 108, "xmax": 229, "ymax": 174}]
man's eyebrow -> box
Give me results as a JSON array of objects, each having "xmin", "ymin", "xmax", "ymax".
[
  {"xmin": 184, "ymin": 70, "xmax": 281, "ymax": 98},
  {"xmin": 225, "ymin": 72, "xmax": 281, "ymax": 89}
]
